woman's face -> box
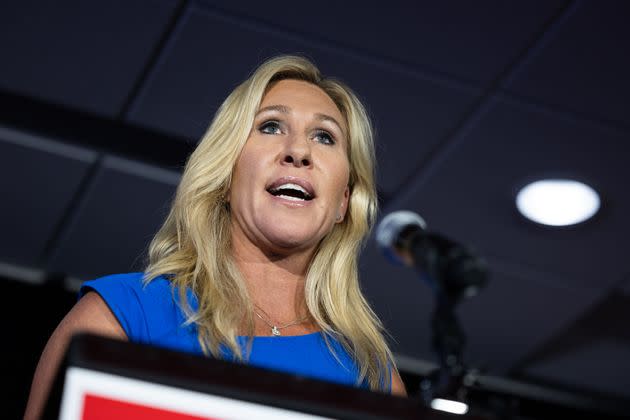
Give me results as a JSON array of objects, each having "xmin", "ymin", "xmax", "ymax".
[{"xmin": 229, "ymin": 79, "xmax": 350, "ymax": 256}]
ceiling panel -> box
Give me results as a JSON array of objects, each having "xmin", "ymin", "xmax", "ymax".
[
  {"xmin": 359, "ymin": 241, "xmax": 436, "ymax": 360},
  {"xmin": 504, "ymin": 0, "xmax": 630, "ymax": 127},
  {"xmin": 126, "ymin": 5, "xmax": 479, "ymax": 195},
  {"xmin": 456, "ymin": 264, "xmax": 604, "ymax": 375},
  {"xmin": 0, "ymin": 126, "xmax": 96, "ymax": 266},
  {"xmin": 47, "ymin": 156, "xmax": 179, "ymax": 281},
  {"xmin": 0, "ymin": 0, "xmax": 179, "ymax": 116},
  {"xmin": 385, "ymin": 96, "xmax": 630, "ymax": 292},
  {"xmin": 198, "ymin": 0, "xmax": 567, "ymax": 84},
  {"xmin": 361, "ymin": 240, "xmax": 604, "ymax": 377},
  {"xmin": 522, "ymin": 338, "xmax": 630, "ymax": 399}
]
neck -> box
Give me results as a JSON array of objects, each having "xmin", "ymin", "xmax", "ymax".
[{"xmin": 231, "ymin": 231, "xmax": 312, "ymax": 320}]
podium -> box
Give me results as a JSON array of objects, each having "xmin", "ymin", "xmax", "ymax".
[{"xmin": 43, "ymin": 333, "xmax": 455, "ymax": 420}]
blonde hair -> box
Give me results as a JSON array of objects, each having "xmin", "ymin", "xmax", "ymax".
[{"xmin": 145, "ymin": 55, "xmax": 396, "ymax": 391}]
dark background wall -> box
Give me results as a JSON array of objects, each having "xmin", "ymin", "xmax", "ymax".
[{"xmin": 3, "ymin": 275, "xmax": 75, "ymax": 419}]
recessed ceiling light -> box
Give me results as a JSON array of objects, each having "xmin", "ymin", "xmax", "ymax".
[{"xmin": 516, "ymin": 179, "xmax": 600, "ymax": 227}]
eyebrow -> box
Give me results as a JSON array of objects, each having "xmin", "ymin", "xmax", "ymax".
[
  {"xmin": 256, "ymin": 105, "xmax": 346, "ymax": 135},
  {"xmin": 257, "ymin": 104, "xmax": 290, "ymax": 115}
]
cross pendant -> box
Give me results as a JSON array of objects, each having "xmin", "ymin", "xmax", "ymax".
[{"xmin": 271, "ymin": 326, "xmax": 281, "ymax": 336}]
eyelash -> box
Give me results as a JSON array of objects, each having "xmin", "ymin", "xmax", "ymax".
[
  {"xmin": 313, "ymin": 129, "xmax": 335, "ymax": 145},
  {"xmin": 259, "ymin": 120, "xmax": 282, "ymax": 135},
  {"xmin": 258, "ymin": 120, "xmax": 336, "ymax": 146}
]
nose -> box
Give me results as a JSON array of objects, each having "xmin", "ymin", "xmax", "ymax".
[{"xmin": 282, "ymin": 135, "xmax": 312, "ymax": 167}]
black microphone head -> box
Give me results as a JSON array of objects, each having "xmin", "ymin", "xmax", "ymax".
[{"xmin": 375, "ymin": 210, "xmax": 427, "ymax": 266}]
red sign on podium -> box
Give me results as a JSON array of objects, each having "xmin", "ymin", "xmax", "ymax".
[{"xmin": 60, "ymin": 367, "xmax": 329, "ymax": 420}]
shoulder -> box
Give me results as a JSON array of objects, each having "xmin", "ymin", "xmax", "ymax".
[
  {"xmin": 79, "ymin": 272, "xmax": 174, "ymax": 308},
  {"xmin": 390, "ymin": 368, "xmax": 408, "ymax": 397},
  {"xmin": 60, "ymin": 289, "xmax": 127, "ymax": 340},
  {"xmin": 80, "ymin": 272, "xmax": 168, "ymax": 295},
  {"xmin": 78, "ymin": 272, "xmax": 179, "ymax": 343}
]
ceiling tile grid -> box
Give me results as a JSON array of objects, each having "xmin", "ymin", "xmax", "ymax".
[
  {"xmin": 125, "ymin": 4, "xmax": 481, "ymax": 195},
  {"xmin": 46, "ymin": 155, "xmax": 180, "ymax": 281},
  {"xmin": 503, "ymin": 0, "xmax": 630, "ymax": 129},
  {"xmin": 0, "ymin": 126, "xmax": 96, "ymax": 267},
  {"xmin": 382, "ymin": 95, "xmax": 630, "ymax": 292},
  {"xmin": 456, "ymin": 266, "xmax": 606, "ymax": 374},
  {"xmin": 0, "ymin": 0, "xmax": 179, "ymax": 116},
  {"xmin": 197, "ymin": 0, "xmax": 568, "ymax": 85},
  {"xmin": 359, "ymin": 241, "xmax": 437, "ymax": 360},
  {"xmin": 361, "ymin": 236, "xmax": 607, "ymax": 375},
  {"xmin": 514, "ymin": 291, "xmax": 630, "ymax": 399},
  {"xmin": 365, "ymin": 91, "xmax": 630, "ymax": 397},
  {"xmin": 522, "ymin": 339, "xmax": 630, "ymax": 399}
]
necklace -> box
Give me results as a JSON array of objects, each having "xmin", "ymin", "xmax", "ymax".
[{"xmin": 253, "ymin": 305, "xmax": 309, "ymax": 336}]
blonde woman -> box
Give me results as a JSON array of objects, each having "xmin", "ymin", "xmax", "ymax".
[{"xmin": 25, "ymin": 55, "xmax": 407, "ymax": 419}]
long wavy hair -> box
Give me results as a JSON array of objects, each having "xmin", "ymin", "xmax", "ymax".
[{"xmin": 145, "ymin": 55, "xmax": 396, "ymax": 391}]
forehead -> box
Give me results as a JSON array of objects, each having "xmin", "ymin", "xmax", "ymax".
[{"xmin": 260, "ymin": 79, "xmax": 346, "ymax": 126}]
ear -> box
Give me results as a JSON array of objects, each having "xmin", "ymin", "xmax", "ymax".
[{"xmin": 336, "ymin": 186, "xmax": 350, "ymax": 223}]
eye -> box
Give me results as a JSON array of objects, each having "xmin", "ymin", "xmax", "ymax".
[
  {"xmin": 259, "ymin": 120, "xmax": 282, "ymax": 135},
  {"xmin": 313, "ymin": 129, "xmax": 335, "ymax": 145}
]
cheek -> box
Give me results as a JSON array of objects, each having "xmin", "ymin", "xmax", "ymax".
[
  {"xmin": 234, "ymin": 146, "xmax": 259, "ymax": 181},
  {"xmin": 230, "ymin": 158, "xmax": 255, "ymax": 202},
  {"xmin": 337, "ymin": 159, "xmax": 351, "ymax": 192},
  {"xmin": 330, "ymin": 162, "xmax": 350, "ymax": 202}
]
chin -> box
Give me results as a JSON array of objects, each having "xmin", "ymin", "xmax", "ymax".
[{"xmin": 264, "ymin": 229, "xmax": 320, "ymax": 252}]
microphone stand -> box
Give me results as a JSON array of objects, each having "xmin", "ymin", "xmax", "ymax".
[
  {"xmin": 421, "ymin": 292, "xmax": 467, "ymax": 405},
  {"xmin": 407, "ymin": 230, "xmax": 489, "ymax": 406}
]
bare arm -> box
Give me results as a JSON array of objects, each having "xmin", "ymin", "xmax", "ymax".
[
  {"xmin": 23, "ymin": 291, "xmax": 127, "ymax": 420},
  {"xmin": 391, "ymin": 369, "xmax": 408, "ymax": 397}
]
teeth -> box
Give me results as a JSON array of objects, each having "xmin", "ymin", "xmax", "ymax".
[
  {"xmin": 273, "ymin": 183, "xmax": 308, "ymax": 195},
  {"xmin": 269, "ymin": 183, "xmax": 312, "ymax": 200},
  {"xmin": 277, "ymin": 195, "xmax": 305, "ymax": 201}
]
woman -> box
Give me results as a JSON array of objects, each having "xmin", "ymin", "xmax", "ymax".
[{"xmin": 25, "ymin": 55, "xmax": 406, "ymax": 419}]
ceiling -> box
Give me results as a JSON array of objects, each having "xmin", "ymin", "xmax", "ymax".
[{"xmin": 2, "ymin": 0, "xmax": 629, "ymax": 417}]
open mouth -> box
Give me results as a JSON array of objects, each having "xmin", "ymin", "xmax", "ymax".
[{"xmin": 267, "ymin": 183, "xmax": 314, "ymax": 201}]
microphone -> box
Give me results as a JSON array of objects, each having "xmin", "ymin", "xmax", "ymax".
[{"xmin": 376, "ymin": 210, "xmax": 488, "ymax": 304}]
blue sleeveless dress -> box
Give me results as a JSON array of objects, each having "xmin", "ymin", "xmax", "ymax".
[{"xmin": 78, "ymin": 272, "xmax": 369, "ymax": 389}]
